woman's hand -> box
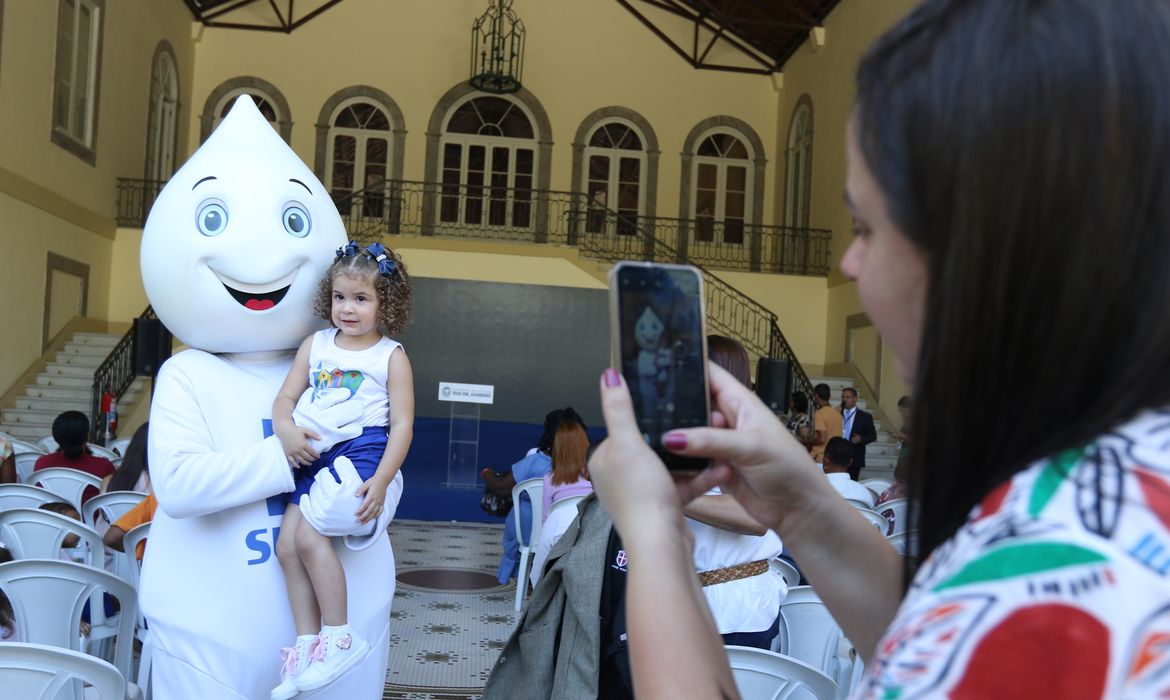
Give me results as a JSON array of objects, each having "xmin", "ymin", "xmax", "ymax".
[
  {"xmin": 664, "ymin": 363, "xmax": 825, "ymax": 533},
  {"xmin": 354, "ymin": 475, "xmax": 389, "ymax": 523},
  {"xmin": 587, "ymin": 369, "xmax": 713, "ymax": 545}
]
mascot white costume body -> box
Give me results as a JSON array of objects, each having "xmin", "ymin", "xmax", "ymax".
[{"xmin": 140, "ymin": 97, "xmax": 399, "ymax": 699}]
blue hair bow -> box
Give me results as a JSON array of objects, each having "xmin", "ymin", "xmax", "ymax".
[
  {"xmin": 335, "ymin": 241, "xmax": 360, "ymax": 259},
  {"xmin": 364, "ymin": 242, "xmax": 398, "ymax": 277}
]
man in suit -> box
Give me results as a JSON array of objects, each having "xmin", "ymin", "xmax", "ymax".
[{"xmin": 841, "ymin": 387, "xmax": 877, "ymax": 480}]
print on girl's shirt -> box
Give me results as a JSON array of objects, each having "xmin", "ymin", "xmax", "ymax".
[{"xmin": 310, "ymin": 363, "xmax": 365, "ymax": 401}]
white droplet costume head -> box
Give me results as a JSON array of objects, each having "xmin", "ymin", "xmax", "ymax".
[{"xmin": 141, "ymin": 96, "xmax": 346, "ymax": 353}]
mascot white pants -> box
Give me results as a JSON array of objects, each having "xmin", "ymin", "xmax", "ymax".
[{"xmin": 139, "ymin": 96, "xmax": 399, "ymax": 698}]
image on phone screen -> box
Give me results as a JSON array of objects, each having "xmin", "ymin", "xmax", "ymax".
[{"xmin": 614, "ymin": 263, "xmax": 709, "ymax": 472}]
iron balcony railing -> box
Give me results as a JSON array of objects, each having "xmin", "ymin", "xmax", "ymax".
[
  {"xmin": 117, "ymin": 178, "xmax": 832, "ymax": 276},
  {"xmin": 90, "ymin": 306, "xmax": 157, "ymax": 444}
]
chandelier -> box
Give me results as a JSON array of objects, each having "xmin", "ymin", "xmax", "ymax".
[{"xmin": 470, "ymin": 0, "xmax": 526, "ymax": 94}]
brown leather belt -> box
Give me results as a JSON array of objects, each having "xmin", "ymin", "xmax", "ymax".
[{"xmin": 697, "ymin": 559, "xmax": 769, "ymax": 587}]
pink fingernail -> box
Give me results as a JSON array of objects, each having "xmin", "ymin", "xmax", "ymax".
[
  {"xmin": 603, "ymin": 368, "xmax": 621, "ymax": 387},
  {"xmin": 663, "ymin": 432, "xmax": 687, "ymax": 450}
]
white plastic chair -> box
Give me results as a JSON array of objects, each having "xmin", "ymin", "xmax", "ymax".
[
  {"xmin": 725, "ymin": 645, "xmax": 837, "ymax": 700},
  {"xmin": 511, "ymin": 477, "xmax": 544, "ymax": 611},
  {"xmin": 876, "ymin": 498, "xmax": 909, "ymax": 537},
  {"xmin": 0, "ymin": 559, "xmax": 139, "ymax": 692},
  {"xmin": 852, "ymin": 508, "xmax": 888, "ymax": 533},
  {"xmin": 773, "ymin": 586, "xmax": 852, "ymax": 688},
  {"xmin": 122, "ymin": 523, "xmax": 153, "ymax": 698},
  {"xmin": 859, "ymin": 478, "xmax": 892, "ymax": 497},
  {"xmin": 0, "ymin": 641, "xmax": 127, "ymax": 700},
  {"xmin": 82, "ymin": 491, "xmax": 147, "ymax": 529},
  {"xmin": 0, "ymin": 483, "xmax": 69, "ymax": 512},
  {"xmin": 11, "ymin": 439, "xmax": 46, "ymax": 455},
  {"xmin": 0, "ymin": 508, "xmax": 105, "ymax": 566},
  {"xmin": 87, "ymin": 444, "xmax": 119, "ymax": 461},
  {"xmin": 36, "ymin": 436, "xmax": 58, "ymax": 453},
  {"xmin": 105, "ymin": 438, "xmax": 133, "ymax": 458},
  {"xmin": 771, "ymin": 557, "xmax": 801, "ymax": 587},
  {"xmin": 24, "ymin": 468, "xmax": 103, "ymax": 510},
  {"xmin": 13, "ymin": 453, "xmax": 40, "ymax": 484}
]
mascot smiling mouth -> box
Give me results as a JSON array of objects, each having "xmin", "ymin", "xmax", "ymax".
[{"xmin": 213, "ymin": 270, "xmax": 296, "ymax": 311}]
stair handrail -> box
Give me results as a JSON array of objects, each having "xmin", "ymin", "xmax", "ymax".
[{"xmin": 89, "ymin": 307, "xmax": 156, "ymax": 444}]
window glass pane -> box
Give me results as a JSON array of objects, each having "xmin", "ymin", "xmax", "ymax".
[
  {"xmin": 589, "ymin": 155, "xmax": 609, "ymax": 181},
  {"xmin": 443, "ymin": 143, "xmax": 462, "ymax": 170},
  {"xmin": 697, "ymin": 136, "xmax": 720, "ymax": 157},
  {"xmin": 589, "ymin": 127, "xmax": 611, "ymax": 148},
  {"xmin": 515, "ymin": 149, "xmax": 534, "ymax": 174},
  {"xmin": 468, "ymin": 145, "xmax": 486, "ymax": 172},
  {"xmin": 54, "ymin": 1, "xmax": 74, "ymax": 130},
  {"xmin": 619, "ymin": 157, "xmax": 640, "ymax": 183},
  {"xmin": 724, "ymin": 191, "xmax": 745, "ymax": 219},
  {"xmin": 331, "ymin": 136, "xmax": 355, "ymax": 189},
  {"xmin": 447, "ymin": 102, "xmax": 482, "ymax": 134},
  {"xmin": 697, "ymin": 163, "xmax": 717, "ymax": 190},
  {"xmin": 335, "ymin": 106, "xmax": 360, "ymax": 129},
  {"xmin": 726, "ymin": 138, "xmax": 749, "ymax": 159},
  {"xmin": 72, "ymin": 4, "xmax": 93, "ymax": 141},
  {"xmin": 365, "ymin": 138, "xmax": 388, "ymax": 167},
  {"xmin": 586, "ymin": 180, "xmax": 607, "ymax": 234},
  {"xmin": 695, "ymin": 187, "xmax": 717, "ymax": 220},
  {"xmin": 618, "ymin": 183, "xmax": 639, "ymax": 211},
  {"xmin": 726, "ymin": 166, "xmax": 746, "ymax": 192},
  {"xmin": 724, "ymin": 218, "xmax": 744, "ymax": 245},
  {"xmin": 498, "ymin": 105, "xmax": 534, "ymax": 139}
]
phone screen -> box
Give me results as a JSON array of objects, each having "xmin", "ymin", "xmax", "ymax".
[{"xmin": 612, "ymin": 263, "xmax": 709, "ymax": 472}]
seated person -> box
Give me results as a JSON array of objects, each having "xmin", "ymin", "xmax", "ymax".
[
  {"xmin": 530, "ymin": 430, "xmax": 594, "ymax": 588},
  {"xmin": 33, "ymin": 411, "xmax": 116, "ymax": 504},
  {"xmin": 0, "ymin": 547, "xmax": 13, "ymax": 641},
  {"xmin": 823, "ymin": 437, "xmax": 876, "ymax": 507},
  {"xmin": 104, "ymin": 492, "xmax": 157, "ymax": 561},
  {"xmin": 101, "ymin": 422, "xmax": 151, "ymax": 494},
  {"xmin": 485, "ymin": 407, "xmax": 586, "ymax": 584},
  {"xmin": 37, "ymin": 501, "xmax": 85, "ymax": 554},
  {"xmin": 875, "ymin": 450, "xmax": 909, "ymax": 506},
  {"xmin": 0, "ymin": 434, "xmax": 14, "ymax": 484}
]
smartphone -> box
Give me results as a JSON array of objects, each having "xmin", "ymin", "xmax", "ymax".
[{"xmin": 609, "ymin": 261, "xmax": 710, "ymax": 473}]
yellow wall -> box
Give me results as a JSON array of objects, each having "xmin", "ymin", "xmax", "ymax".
[
  {"xmin": 719, "ymin": 271, "xmax": 828, "ymax": 367},
  {"xmin": 0, "ymin": 0, "xmax": 196, "ymax": 388}
]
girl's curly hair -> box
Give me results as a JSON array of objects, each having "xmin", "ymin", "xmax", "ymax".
[{"xmin": 312, "ymin": 244, "xmax": 413, "ymax": 335}]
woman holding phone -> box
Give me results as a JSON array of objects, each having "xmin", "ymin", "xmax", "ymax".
[{"xmin": 587, "ymin": 0, "xmax": 1170, "ymax": 698}]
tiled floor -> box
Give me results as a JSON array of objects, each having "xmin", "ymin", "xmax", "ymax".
[{"xmin": 382, "ymin": 519, "xmax": 517, "ymax": 700}]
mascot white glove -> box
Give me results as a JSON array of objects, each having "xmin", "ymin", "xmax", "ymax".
[
  {"xmin": 298, "ymin": 455, "xmax": 404, "ymax": 551},
  {"xmin": 292, "ymin": 387, "xmax": 364, "ymax": 452}
]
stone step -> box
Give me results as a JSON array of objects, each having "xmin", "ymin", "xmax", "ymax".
[
  {"xmin": 14, "ymin": 390, "xmax": 145, "ymax": 414},
  {"xmin": 43, "ymin": 363, "xmax": 95, "ymax": 379},
  {"xmin": 61, "ymin": 342, "xmax": 118, "ymax": 358},
  {"xmin": 0, "ymin": 424, "xmax": 52, "ymax": 441},
  {"xmin": 24, "ymin": 385, "xmax": 93, "ymax": 401},
  {"xmin": 35, "ymin": 374, "xmax": 93, "ymax": 389},
  {"xmin": 70, "ymin": 333, "xmax": 121, "ymax": 348},
  {"xmin": 1, "ymin": 408, "xmax": 59, "ymax": 429},
  {"xmin": 53, "ymin": 351, "xmax": 108, "ymax": 368}
]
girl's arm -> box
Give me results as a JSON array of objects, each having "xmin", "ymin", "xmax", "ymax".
[
  {"xmin": 354, "ymin": 348, "xmax": 414, "ymax": 523},
  {"xmin": 272, "ymin": 336, "xmax": 320, "ymax": 466}
]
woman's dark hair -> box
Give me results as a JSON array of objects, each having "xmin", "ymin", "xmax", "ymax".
[
  {"xmin": 706, "ymin": 335, "xmax": 751, "ymax": 388},
  {"xmin": 790, "ymin": 392, "xmax": 809, "ymax": 415},
  {"xmin": 537, "ymin": 407, "xmax": 587, "ymax": 455},
  {"xmin": 855, "ymin": 0, "xmax": 1170, "ymax": 576},
  {"xmin": 107, "ymin": 422, "xmax": 149, "ymax": 493},
  {"xmin": 51, "ymin": 411, "xmax": 90, "ymax": 459}
]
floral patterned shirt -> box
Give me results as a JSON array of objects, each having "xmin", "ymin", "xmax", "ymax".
[{"xmin": 858, "ymin": 410, "xmax": 1170, "ymax": 699}]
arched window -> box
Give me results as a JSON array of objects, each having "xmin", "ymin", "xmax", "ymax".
[
  {"xmin": 785, "ymin": 98, "xmax": 813, "ymax": 229},
  {"xmin": 583, "ymin": 120, "xmax": 647, "ymax": 236},
  {"xmin": 144, "ymin": 42, "xmax": 179, "ymax": 184},
  {"xmin": 326, "ymin": 99, "xmax": 394, "ymax": 220},
  {"xmin": 438, "ymin": 95, "xmax": 538, "ymax": 229},
  {"xmin": 692, "ymin": 130, "xmax": 753, "ymax": 245},
  {"xmin": 199, "ymin": 77, "xmax": 291, "ymax": 143}
]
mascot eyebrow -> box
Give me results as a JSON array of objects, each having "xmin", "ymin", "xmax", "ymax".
[
  {"xmin": 192, "ymin": 176, "xmax": 217, "ymax": 190},
  {"xmin": 290, "ymin": 178, "xmax": 312, "ymax": 195}
]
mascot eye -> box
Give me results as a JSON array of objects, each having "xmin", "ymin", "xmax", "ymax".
[
  {"xmin": 196, "ymin": 202, "xmax": 228, "ymax": 237},
  {"xmin": 283, "ymin": 205, "xmax": 311, "ymax": 237}
]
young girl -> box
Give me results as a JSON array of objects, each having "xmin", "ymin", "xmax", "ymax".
[{"xmin": 270, "ymin": 241, "xmax": 414, "ymax": 698}]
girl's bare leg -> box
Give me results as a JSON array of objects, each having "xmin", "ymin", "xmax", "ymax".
[
  {"xmin": 296, "ymin": 515, "xmax": 347, "ymax": 626},
  {"xmin": 276, "ymin": 504, "xmax": 321, "ymax": 635}
]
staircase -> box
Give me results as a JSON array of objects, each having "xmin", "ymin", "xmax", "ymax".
[
  {"xmin": 809, "ymin": 375, "xmax": 899, "ymax": 481},
  {"xmin": 1, "ymin": 332, "xmax": 149, "ymax": 441}
]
